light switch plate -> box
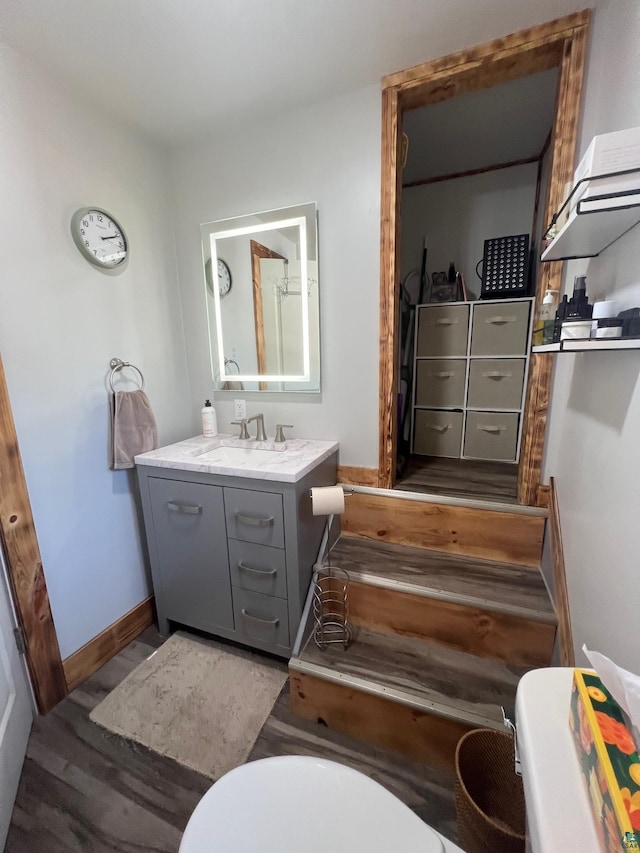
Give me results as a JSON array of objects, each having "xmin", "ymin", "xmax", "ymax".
[{"xmin": 234, "ymin": 399, "xmax": 246, "ymax": 419}]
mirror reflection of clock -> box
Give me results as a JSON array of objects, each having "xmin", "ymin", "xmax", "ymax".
[{"xmin": 205, "ymin": 257, "xmax": 232, "ymax": 297}]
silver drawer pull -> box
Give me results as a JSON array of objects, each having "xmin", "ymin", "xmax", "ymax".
[
  {"xmin": 428, "ymin": 423, "xmax": 450, "ymax": 433},
  {"xmin": 434, "ymin": 371, "xmax": 454, "ymax": 378},
  {"xmin": 238, "ymin": 561, "xmax": 277, "ymax": 577},
  {"xmin": 482, "ymin": 371, "xmax": 512, "ymax": 379},
  {"xmin": 235, "ymin": 513, "xmax": 275, "ymax": 527},
  {"xmin": 435, "ymin": 318, "xmax": 458, "ymax": 326},
  {"xmin": 485, "ymin": 315, "xmax": 517, "ymax": 325},
  {"xmin": 167, "ymin": 501, "xmax": 202, "ymax": 514},
  {"xmin": 241, "ymin": 608, "xmax": 279, "ymax": 627},
  {"xmin": 477, "ymin": 424, "xmax": 506, "ymax": 433}
]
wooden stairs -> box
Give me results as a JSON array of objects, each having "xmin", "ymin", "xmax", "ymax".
[{"xmin": 289, "ymin": 490, "xmax": 554, "ymax": 771}]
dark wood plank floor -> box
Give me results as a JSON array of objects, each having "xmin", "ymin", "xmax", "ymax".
[
  {"xmin": 396, "ymin": 455, "xmax": 519, "ymax": 504},
  {"xmin": 6, "ymin": 627, "xmax": 458, "ymax": 851}
]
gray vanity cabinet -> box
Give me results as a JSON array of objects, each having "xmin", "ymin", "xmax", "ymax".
[
  {"xmin": 137, "ymin": 452, "xmax": 337, "ymax": 658},
  {"xmin": 146, "ymin": 478, "xmax": 234, "ymax": 636}
]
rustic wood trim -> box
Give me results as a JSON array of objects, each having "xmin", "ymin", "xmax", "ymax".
[
  {"xmin": 537, "ymin": 483, "xmax": 551, "ymax": 507},
  {"xmin": 290, "ymin": 669, "xmax": 470, "ymax": 771},
  {"xmin": 336, "ymin": 466, "xmax": 379, "ymax": 487},
  {"xmin": 518, "ymin": 22, "xmax": 590, "ymax": 504},
  {"xmin": 403, "ymin": 154, "xmax": 539, "ymax": 189},
  {"xmin": 0, "ymin": 355, "xmax": 67, "ymax": 713},
  {"xmin": 342, "ymin": 492, "xmax": 544, "ymax": 567},
  {"xmin": 378, "ymin": 12, "xmax": 591, "ymax": 501},
  {"xmin": 549, "ymin": 478, "xmax": 574, "ymax": 666},
  {"xmin": 347, "ymin": 580, "xmax": 556, "ymax": 667},
  {"xmin": 382, "ymin": 11, "xmax": 589, "ymax": 90},
  {"xmin": 250, "ymin": 240, "xmax": 285, "ymax": 392},
  {"xmin": 378, "ymin": 85, "xmax": 402, "ymax": 489},
  {"xmin": 63, "ymin": 596, "xmax": 155, "ymax": 692}
]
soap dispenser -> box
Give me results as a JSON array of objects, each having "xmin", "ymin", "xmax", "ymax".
[{"xmin": 202, "ymin": 400, "xmax": 217, "ymax": 438}]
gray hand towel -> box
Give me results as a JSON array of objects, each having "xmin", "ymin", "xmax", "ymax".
[{"xmin": 110, "ymin": 390, "xmax": 159, "ymax": 470}]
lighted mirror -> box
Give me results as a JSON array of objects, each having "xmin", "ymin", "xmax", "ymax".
[{"xmin": 201, "ymin": 202, "xmax": 320, "ymax": 392}]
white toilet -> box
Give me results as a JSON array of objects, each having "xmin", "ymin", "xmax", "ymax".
[{"xmin": 179, "ymin": 755, "xmax": 465, "ymax": 852}]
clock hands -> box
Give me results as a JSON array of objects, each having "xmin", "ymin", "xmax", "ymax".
[{"xmin": 100, "ymin": 234, "xmax": 120, "ymax": 240}]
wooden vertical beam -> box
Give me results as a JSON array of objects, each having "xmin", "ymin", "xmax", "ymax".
[
  {"xmin": 518, "ymin": 22, "xmax": 590, "ymax": 505},
  {"xmin": 0, "ymin": 355, "xmax": 67, "ymax": 712},
  {"xmin": 378, "ymin": 85, "xmax": 402, "ymax": 489}
]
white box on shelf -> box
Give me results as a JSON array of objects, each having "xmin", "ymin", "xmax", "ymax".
[{"xmin": 571, "ymin": 126, "xmax": 640, "ymax": 210}]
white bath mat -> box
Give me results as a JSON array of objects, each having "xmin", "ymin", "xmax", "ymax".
[{"xmin": 90, "ymin": 631, "xmax": 287, "ymax": 779}]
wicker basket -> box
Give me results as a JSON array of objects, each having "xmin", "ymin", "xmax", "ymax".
[{"xmin": 455, "ymin": 728, "xmax": 526, "ymax": 853}]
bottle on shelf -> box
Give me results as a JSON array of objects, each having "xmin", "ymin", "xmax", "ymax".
[{"xmin": 533, "ymin": 289, "xmax": 559, "ymax": 346}]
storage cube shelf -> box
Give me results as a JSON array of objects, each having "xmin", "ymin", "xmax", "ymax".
[{"xmin": 411, "ymin": 298, "xmax": 534, "ymax": 463}]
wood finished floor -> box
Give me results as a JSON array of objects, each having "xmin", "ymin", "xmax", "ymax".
[
  {"xmin": 395, "ymin": 455, "xmax": 519, "ymax": 504},
  {"xmin": 331, "ymin": 536, "xmax": 555, "ymax": 619},
  {"xmin": 298, "ymin": 626, "xmax": 528, "ymax": 726},
  {"xmin": 6, "ymin": 627, "xmax": 458, "ymax": 851}
]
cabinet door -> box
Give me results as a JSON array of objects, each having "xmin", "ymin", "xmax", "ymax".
[
  {"xmin": 415, "ymin": 358, "xmax": 466, "ymax": 408},
  {"xmin": 416, "ymin": 305, "xmax": 469, "ymax": 357},
  {"xmin": 413, "ymin": 410, "xmax": 463, "ymax": 457},
  {"xmin": 148, "ymin": 477, "xmax": 233, "ymax": 633},
  {"xmin": 470, "ymin": 301, "xmax": 531, "ymax": 356}
]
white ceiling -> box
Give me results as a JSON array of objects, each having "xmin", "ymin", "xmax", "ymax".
[
  {"xmin": 1, "ymin": 0, "xmax": 592, "ymax": 145},
  {"xmin": 403, "ymin": 69, "xmax": 560, "ymax": 183}
]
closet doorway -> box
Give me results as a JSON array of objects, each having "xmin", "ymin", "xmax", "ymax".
[{"xmin": 377, "ymin": 11, "xmax": 590, "ymax": 506}]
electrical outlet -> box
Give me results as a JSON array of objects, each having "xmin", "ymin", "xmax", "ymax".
[{"xmin": 234, "ymin": 399, "xmax": 246, "ymax": 420}]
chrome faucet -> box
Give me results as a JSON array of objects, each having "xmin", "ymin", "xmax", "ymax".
[
  {"xmin": 230, "ymin": 418, "xmax": 250, "ymax": 440},
  {"xmin": 247, "ymin": 413, "xmax": 267, "ymax": 442}
]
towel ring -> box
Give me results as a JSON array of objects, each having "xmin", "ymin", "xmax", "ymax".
[
  {"xmin": 109, "ymin": 357, "xmax": 145, "ymax": 392},
  {"xmin": 224, "ymin": 357, "xmax": 240, "ymax": 374}
]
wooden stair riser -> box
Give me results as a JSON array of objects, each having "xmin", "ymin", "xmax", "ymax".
[
  {"xmin": 289, "ymin": 670, "xmax": 472, "ymax": 772},
  {"xmin": 342, "ymin": 492, "xmax": 545, "ymax": 567},
  {"xmin": 347, "ymin": 580, "xmax": 556, "ymax": 668}
]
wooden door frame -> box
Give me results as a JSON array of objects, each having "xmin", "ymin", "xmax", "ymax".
[
  {"xmin": 378, "ymin": 11, "xmax": 590, "ymax": 504},
  {"xmin": 0, "ymin": 356, "xmax": 67, "ymax": 713},
  {"xmin": 250, "ymin": 240, "xmax": 286, "ymax": 391}
]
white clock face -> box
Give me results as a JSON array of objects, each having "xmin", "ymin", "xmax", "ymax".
[
  {"xmin": 71, "ymin": 208, "xmax": 128, "ymax": 269},
  {"xmin": 218, "ymin": 259, "xmax": 232, "ymax": 296}
]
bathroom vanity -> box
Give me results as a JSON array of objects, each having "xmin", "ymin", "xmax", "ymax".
[{"xmin": 135, "ymin": 435, "xmax": 338, "ymax": 657}]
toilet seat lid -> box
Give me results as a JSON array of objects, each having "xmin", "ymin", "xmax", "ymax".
[{"xmin": 180, "ymin": 756, "xmax": 446, "ymax": 853}]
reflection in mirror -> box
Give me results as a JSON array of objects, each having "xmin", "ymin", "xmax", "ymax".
[{"xmin": 201, "ymin": 203, "xmax": 319, "ymax": 393}]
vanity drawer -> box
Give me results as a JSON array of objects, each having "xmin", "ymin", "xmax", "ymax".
[
  {"xmin": 464, "ymin": 411, "xmax": 519, "ymax": 461},
  {"xmin": 224, "ymin": 488, "xmax": 284, "ymax": 548},
  {"xmin": 415, "ymin": 359, "xmax": 466, "ymax": 408},
  {"xmin": 470, "ymin": 301, "xmax": 531, "ymax": 356},
  {"xmin": 416, "ymin": 305, "xmax": 470, "ymax": 357},
  {"xmin": 467, "ymin": 359, "xmax": 526, "ymax": 410},
  {"xmin": 413, "ymin": 410, "xmax": 463, "ymax": 457},
  {"xmin": 232, "ymin": 588, "xmax": 290, "ymax": 650},
  {"xmin": 229, "ymin": 540, "xmax": 287, "ymax": 600}
]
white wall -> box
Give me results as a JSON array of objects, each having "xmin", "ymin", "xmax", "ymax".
[
  {"xmin": 401, "ymin": 164, "xmax": 538, "ymax": 301},
  {"xmin": 0, "ymin": 44, "xmax": 192, "ymax": 657},
  {"xmin": 542, "ymin": 0, "xmax": 640, "ymax": 671},
  {"xmin": 169, "ymin": 86, "xmax": 381, "ymax": 467}
]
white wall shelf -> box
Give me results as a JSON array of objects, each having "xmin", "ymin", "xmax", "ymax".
[
  {"xmin": 540, "ymin": 168, "xmax": 640, "ymax": 261},
  {"xmin": 532, "ymin": 338, "xmax": 640, "ymax": 353}
]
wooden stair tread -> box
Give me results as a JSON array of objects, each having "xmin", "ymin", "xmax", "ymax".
[
  {"xmin": 291, "ymin": 626, "xmax": 528, "ymax": 730},
  {"xmin": 331, "ymin": 536, "xmax": 555, "ymax": 622}
]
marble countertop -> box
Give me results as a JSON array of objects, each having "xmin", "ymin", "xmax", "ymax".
[{"xmin": 135, "ymin": 434, "xmax": 339, "ymax": 483}]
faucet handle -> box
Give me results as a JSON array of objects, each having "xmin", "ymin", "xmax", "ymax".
[
  {"xmin": 231, "ymin": 419, "xmax": 250, "ymax": 440},
  {"xmin": 274, "ymin": 424, "xmax": 293, "ymax": 443}
]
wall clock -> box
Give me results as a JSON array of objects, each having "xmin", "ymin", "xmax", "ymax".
[
  {"xmin": 205, "ymin": 257, "xmax": 233, "ymax": 298},
  {"xmin": 71, "ymin": 207, "xmax": 128, "ymax": 270}
]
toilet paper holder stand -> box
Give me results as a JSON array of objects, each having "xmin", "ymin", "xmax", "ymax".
[{"xmin": 310, "ymin": 486, "xmax": 353, "ymax": 651}]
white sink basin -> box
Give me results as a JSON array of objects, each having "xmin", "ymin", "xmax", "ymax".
[{"xmin": 195, "ymin": 446, "xmax": 278, "ymax": 465}]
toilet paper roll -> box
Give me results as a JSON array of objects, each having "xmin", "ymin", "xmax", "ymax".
[{"xmin": 310, "ymin": 485, "xmax": 345, "ymax": 516}]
